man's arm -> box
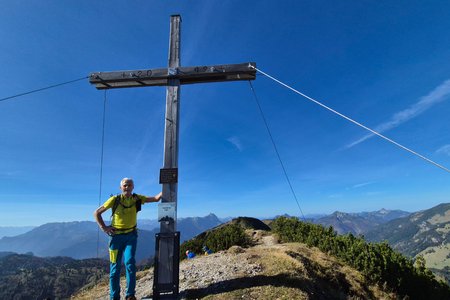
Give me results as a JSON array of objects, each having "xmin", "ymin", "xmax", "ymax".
[
  {"xmin": 144, "ymin": 192, "xmax": 162, "ymax": 203},
  {"xmin": 93, "ymin": 206, "xmax": 115, "ymax": 235}
]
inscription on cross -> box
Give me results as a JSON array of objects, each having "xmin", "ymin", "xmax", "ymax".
[
  {"xmin": 89, "ymin": 15, "xmax": 256, "ymax": 299},
  {"xmin": 90, "ymin": 63, "xmax": 256, "ymax": 89}
]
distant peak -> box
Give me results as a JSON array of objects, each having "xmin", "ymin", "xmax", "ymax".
[{"xmin": 332, "ymin": 211, "xmax": 347, "ymax": 216}]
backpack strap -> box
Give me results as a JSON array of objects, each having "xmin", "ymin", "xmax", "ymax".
[
  {"xmin": 134, "ymin": 193, "xmax": 142, "ymax": 212},
  {"xmin": 111, "ymin": 194, "xmax": 141, "ymax": 216},
  {"xmin": 111, "ymin": 194, "xmax": 122, "ymax": 217}
]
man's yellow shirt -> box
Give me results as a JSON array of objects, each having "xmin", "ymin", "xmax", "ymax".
[{"xmin": 103, "ymin": 194, "xmax": 146, "ymax": 233}]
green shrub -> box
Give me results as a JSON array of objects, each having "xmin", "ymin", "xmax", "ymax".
[
  {"xmin": 180, "ymin": 223, "xmax": 251, "ymax": 260},
  {"xmin": 271, "ymin": 216, "xmax": 450, "ymax": 299}
]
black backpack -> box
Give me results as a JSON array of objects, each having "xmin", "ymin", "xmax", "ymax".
[{"xmin": 111, "ymin": 193, "xmax": 142, "ymax": 216}]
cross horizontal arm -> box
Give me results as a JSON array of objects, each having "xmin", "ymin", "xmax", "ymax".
[{"xmin": 89, "ymin": 62, "xmax": 256, "ymax": 89}]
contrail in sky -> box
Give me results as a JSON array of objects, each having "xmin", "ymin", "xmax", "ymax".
[
  {"xmin": 436, "ymin": 144, "xmax": 450, "ymax": 156},
  {"xmin": 227, "ymin": 136, "xmax": 243, "ymax": 151},
  {"xmin": 346, "ymin": 79, "xmax": 450, "ymax": 149}
]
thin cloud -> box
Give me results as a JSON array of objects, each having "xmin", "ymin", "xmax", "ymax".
[
  {"xmin": 436, "ymin": 144, "xmax": 450, "ymax": 156},
  {"xmin": 227, "ymin": 136, "xmax": 243, "ymax": 151},
  {"xmin": 346, "ymin": 79, "xmax": 450, "ymax": 149},
  {"xmin": 352, "ymin": 181, "xmax": 376, "ymax": 189},
  {"xmin": 328, "ymin": 194, "xmax": 343, "ymax": 199}
]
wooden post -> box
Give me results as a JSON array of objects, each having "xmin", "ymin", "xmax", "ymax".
[{"xmin": 154, "ymin": 15, "xmax": 181, "ymax": 298}]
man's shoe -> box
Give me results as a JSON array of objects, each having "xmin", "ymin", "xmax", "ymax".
[{"xmin": 126, "ymin": 296, "xmax": 136, "ymax": 300}]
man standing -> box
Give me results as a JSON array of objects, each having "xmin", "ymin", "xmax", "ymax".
[{"xmin": 94, "ymin": 178, "xmax": 162, "ymax": 300}]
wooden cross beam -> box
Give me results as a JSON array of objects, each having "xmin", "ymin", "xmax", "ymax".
[
  {"xmin": 89, "ymin": 15, "xmax": 256, "ymax": 299},
  {"xmin": 89, "ymin": 62, "xmax": 256, "ymax": 89}
]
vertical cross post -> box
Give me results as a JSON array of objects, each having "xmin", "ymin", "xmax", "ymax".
[
  {"xmin": 153, "ymin": 15, "xmax": 181, "ymax": 299},
  {"xmin": 163, "ymin": 15, "xmax": 180, "ymax": 226}
]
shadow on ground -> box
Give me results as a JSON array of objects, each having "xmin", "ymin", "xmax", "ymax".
[{"xmin": 180, "ymin": 273, "xmax": 374, "ymax": 299}]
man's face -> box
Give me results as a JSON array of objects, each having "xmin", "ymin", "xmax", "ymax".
[{"xmin": 120, "ymin": 180, "xmax": 134, "ymax": 195}]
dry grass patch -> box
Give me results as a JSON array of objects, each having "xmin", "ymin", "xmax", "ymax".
[
  {"xmin": 202, "ymin": 285, "xmax": 308, "ymax": 300},
  {"xmin": 72, "ymin": 276, "xmax": 109, "ymax": 300}
]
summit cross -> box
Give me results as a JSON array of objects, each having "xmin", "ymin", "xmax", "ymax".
[{"xmin": 89, "ymin": 15, "xmax": 256, "ymax": 299}]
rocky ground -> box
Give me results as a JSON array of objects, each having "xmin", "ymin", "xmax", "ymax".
[
  {"xmin": 73, "ymin": 232, "xmax": 393, "ymax": 299},
  {"xmin": 74, "ymin": 232, "xmax": 276, "ymax": 299}
]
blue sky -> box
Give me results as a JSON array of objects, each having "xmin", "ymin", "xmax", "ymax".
[{"xmin": 1, "ymin": 1, "xmax": 450, "ymax": 226}]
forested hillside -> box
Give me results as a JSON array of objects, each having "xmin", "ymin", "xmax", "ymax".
[
  {"xmin": 365, "ymin": 203, "xmax": 450, "ymax": 257},
  {"xmin": 365, "ymin": 203, "xmax": 450, "ymax": 283},
  {"xmin": 0, "ymin": 253, "xmax": 108, "ymax": 300}
]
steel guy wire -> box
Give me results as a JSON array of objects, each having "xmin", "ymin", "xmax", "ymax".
[
  {"xmin": 0, "ymin": 76, "xmax": 88, "ymax": 102},
  {"xmin": 96, "ymin": 90, "xmax": 108, "ymax": 258},
  {"xmin": 248, "ymin": 81, "xmax": 306, "ymax": 220},
  {"xmin": 250, "ymin": 65, "xmax": 450, "ymax": 174}
]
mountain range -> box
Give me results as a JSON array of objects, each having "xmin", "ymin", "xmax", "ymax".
[
  {"xmin": 1, "ymin": 206, "xmax": 448, "ymax": 269},
  {"xmin": 313, "ymin": 208, "xmax": 411, "ymax": 235},
  {"xmin": 0, "ymin": 226, "xmax": 35, "ymax": 239},
  {"xmin": 0, "ymin": 213, "xmax": 222, "ymax": 263}
]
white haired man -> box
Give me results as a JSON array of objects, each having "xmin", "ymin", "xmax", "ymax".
[{"xmin": 94, "ymin": 178, "xmax": 162, "ymax": 300}]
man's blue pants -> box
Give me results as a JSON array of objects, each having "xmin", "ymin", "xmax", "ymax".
[{"xmin": 109, "ymin": 231, "xmax": 138, "ymax": 300}]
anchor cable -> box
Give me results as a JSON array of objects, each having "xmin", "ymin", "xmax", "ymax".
[
  {"xmin": 96, "ymin": 90, "xmax": 108, "ymax": 258},
  {"xmin": 248, "ymin": 81, "xmax": 306, "ymax": 220},
  {"xmin": 0, "ymin": 76, "xmax": 88, "ymax": 103}
]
